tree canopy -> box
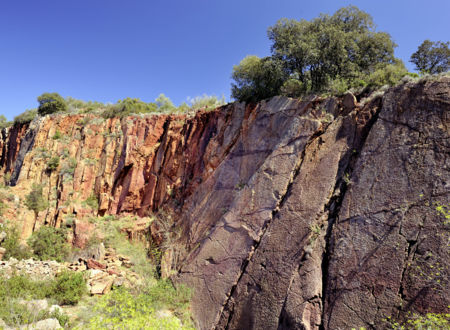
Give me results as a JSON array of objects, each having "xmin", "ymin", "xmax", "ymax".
[
  {"xmin": 24, "ymin": 183, "xmax": 48, "ymax": 220},
  {"xmin": 231, "ymin": 6, "xmax": 404, "ymax": 102},
  {"xmin": 410, "ymin": 40, "xmax": 450, "ymax": 74},
  {"xmin": 231, "ymin": 56, "xmax": 287, "ymax": 103},
  {"xmin": 37, "ymin": 92, "xmax": 68, "ymax": 116}
]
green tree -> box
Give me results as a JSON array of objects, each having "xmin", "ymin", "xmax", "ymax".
[
  {"xmin": 37, "ymin": 92, "xmax": 67, "ymax": 116},
  {"xmin": 268, "ymin": 6, "xmax": 397, "ymax": 92},
  {"xmin": 24, "ymin": 184, "xmax": 48, "ymax": 227},
  {"xmin": 155, "ymin": 94, "xmax": 176, "ymax": 113},
  {"xmin": 232, "ymin": 6, "xmax": 401, "ymax": 102},
  {"xmin": 0, "ymin": 115, "xmax": 12, "ymax": 129},
  {"xmin": 410, "ymin": 40, "xmax": 450, "ymax": 74},
  {"xmin": 231, "ymin": 55, "xmax": 287, "ymax": 102}
]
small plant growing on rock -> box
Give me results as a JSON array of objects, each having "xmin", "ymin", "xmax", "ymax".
[
  {"xmin": 52, "ymin": 129, "xmax": 62, "ymax": 140},
  {"xmin": 46, "ymin": 156, "xmax": 60, "ymax": 172},
  {"xmin": 83, "ymin": 194, "xmax": 99, "ymax": 210}
]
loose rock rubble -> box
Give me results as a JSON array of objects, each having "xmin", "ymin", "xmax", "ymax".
[
  {"xmin": 0, "ymin": 258, "xmax": 63, "ymax": 279},
  {"xmin": 0, "ymin": 247, "xmax": 142, "ymax": 295}
]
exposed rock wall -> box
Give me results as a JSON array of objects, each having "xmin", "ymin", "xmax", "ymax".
[{"xmin": 0, "ymin": 77, "xmax": 448, "ymax": 329}]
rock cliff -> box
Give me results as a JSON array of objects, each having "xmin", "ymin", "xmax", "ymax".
[{"xmin": 0, "ymin": 76, "xmax": 449, "ymax": 329}]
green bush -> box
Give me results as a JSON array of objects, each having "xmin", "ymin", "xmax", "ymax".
[
  {"xmin": 13, "ymin": 109, "xmax": 38, "ymax": 125},
  {"xmin": 60, "ymin": 157, "xmax": 77, "ymax": 178},
  {"xmin": 0, "ymin": 223, "xmax": 33, "ymax": 260},
  {"xmin": 37, "ymin": 92, "xmax": 68, "ymax": 116},
  {"xmin": 367, "ymin": 61, "xmax": 408, "ymax": 87},
  {"xmin": 281, "ymin": 78, "xmax": 307, "ymax": 97},
  {"xmin": 0, "ymin": 273, "xmax": 82, "ymax": 326},
  {"xmin": 46, "ymin": 156, "xmax": 60, "ymax": 172},
  {"xmin": 86, "ymin": 283, "xmax": 193, "ymax": 329},
  {"xmin": 83, "ymin": 194, "xmax": 99, "ymax": 210},
  {"xmin": 52, "ymin": 129, "xmax": 62, "ymax": 140},
  {"xmin": 102, "ymin": 97, "xmax": 158, "ymax": 118},
  {"xmin": 0, "ymin": 114, "xmax": 12, "ymax": 129},
  {"xmin": 28, "ymin": 226, "xmax": 70, "ymax": 262},
  {"xmin": 24, "ymin": 183, "xmax": 48, "ymax": 219},
  {"xmin": 53, "ymin": 271, "xmax": 87, "ymax": 305}
]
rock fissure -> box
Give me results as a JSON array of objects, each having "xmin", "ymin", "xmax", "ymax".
[
  {"xmin": 0, "ymin": 78, "xmax": 448, "ymax": 330},
  {"xmin": 219, "ymin": 125, "xmax": 329, "ymax": 330}
]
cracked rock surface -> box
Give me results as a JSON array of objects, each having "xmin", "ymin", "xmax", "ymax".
[{"xmin": 1, "ymin": 77, "xmax": 448, "ymax": 329}]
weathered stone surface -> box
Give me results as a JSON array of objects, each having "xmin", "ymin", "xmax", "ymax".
[
  {"xmin": 0, "ymin": 77, "xmax": 448, "ymax": 329},
  {"xmin": 72, "ymin": 219, "xmax": 95, "ymax": 249},
  {"xmin": 89, "ymin": 276, "xmax": 114, "ymax": 295},
  {"xmin": 86, "ymin": 258, "xmax": 106, "ymax": 270},
  {"xmin": 323, "ymin": 77, "xmax": 450, "ymax": 329},
  {"xmin": 20, "ymin": 318, "xmax": 62, "ymax": 329}
]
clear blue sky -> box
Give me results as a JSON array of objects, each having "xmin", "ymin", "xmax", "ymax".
[{"xmin": 1, "ymin": 0, "xmax": 449, "ymax": 120}]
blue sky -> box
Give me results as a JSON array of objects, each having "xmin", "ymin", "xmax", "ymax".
[{"xmin": 1, "ymin": 0, "xmax": 449, "ymax": 120}]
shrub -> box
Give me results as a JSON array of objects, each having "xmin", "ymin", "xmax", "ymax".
[
  {"xmin": 13, "ymin": 109, "xmax": 38, "ymax": 125},
  {"xmin": 46, "ymin": 156, "xmax": 60, "ymax": 172},
  {"xmin": 83, "ymin": 194, "xmax": 99, "ymax": 210},
  {"xmin": 86, "ymin": 283, "xmax": 193, "ymax": 329},
  {"xmin": 28, "ymin": 226, "xmax": 70, "ymax": 262},
  {"xmin": 24, "ymin": 183, "xmax": 48, "ymax": 219},
  {"xmin": 37, "ymin": 92, "xmax": 67, "ymax": 116},
  {"xmin": 0, "ymin": 273, "xmax": 81, "ymax": 326},
  {"xmin": 53, "ymin": 271, "xmax": 86, "ymax": 305},
  {"xmin": 367, "ymin": 61, "xmax": 408, "ymax": 87},
  {"xmin": 0, "ymin": 114, "xmax": 12, "ymax": 129},
  {"xmin": 187, "ymin": 94, "xmax": 225, "ymax": 111},
  {"xmin": 60, "ymin": 157, "xmax": 77, "ymax": 178},
  {"xmin": 0, "ymin": 223, "xmax": 32, "ymax": 260},
  {"xmin": 102, "ymin": 97, "xmax": 158, "ymax": 118},
  {"xmin": 52, "ymin": 129, "xmax": 62, "ymax": 140}
]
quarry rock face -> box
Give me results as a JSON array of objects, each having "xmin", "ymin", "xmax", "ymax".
[{"xmin": 0, "ymin": 77, "xmax": 449, "ymax": 329}]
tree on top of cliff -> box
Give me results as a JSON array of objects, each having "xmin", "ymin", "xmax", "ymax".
[
  {"xmin": 410, "ymin": 40, "xmax": 450, "ymax": 74},
  {"xmin": 231, "ymin": 56, "xmax": 287, "ymax": 103},
  {"xmin": 37, "ymin": 92, "xmax": 68, "ymax": 116},
  {"xmin": 231, "ymin": 6, "xmax": 402, "ymax": 102}
]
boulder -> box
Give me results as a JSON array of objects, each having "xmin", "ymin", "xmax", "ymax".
[
  {"xmin": 20, "ymin": 318, "xmax": 62, "ymax": 329},
  {"xmin": 72, "ymin": 219, "xmax": 95, "ymax": 249},
  {"xmin": 342, "ymin": 92, "xmax": 357, "ymax": 114},
  {"xmin": 90, "ymin": 277, "xmax": 114, "ymax": 295},
  {"xmin": 86, "ymin": 258, "xmax": 106, "ymax": 270}
]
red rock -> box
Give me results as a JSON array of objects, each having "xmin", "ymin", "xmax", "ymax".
[
  {"xmin": 107, "ymin": 269, "xmax": 119, "ymax": 276},
  {"xmin": 86, "ymin": 258, "xmax": 106, "ymax": 270},
  {"xmin": 72, "ymin": 220, "xmax": 95, "ymax": 249}
]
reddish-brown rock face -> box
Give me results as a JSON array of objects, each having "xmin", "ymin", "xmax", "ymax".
[{"xmin": 0, "ymin": 77, "xmax": 448, "ymax": 329}]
